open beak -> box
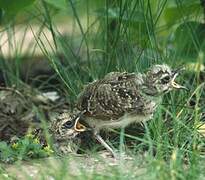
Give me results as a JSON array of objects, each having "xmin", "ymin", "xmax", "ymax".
[
  {"xmin": 171, "ymin": 81, "xmax": 188, "ymax": 90},
  {"xmin": 74, "ymin": 117, "xmax": 86, "ymax": 132},
  {"xmin": 171, "ymin": 69, "xmax": 188, "ymax": 91}
]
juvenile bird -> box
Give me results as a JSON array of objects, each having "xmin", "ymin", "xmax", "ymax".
[
  {"xmin": 34, "ymin": 111, "xmax": 86, "ymax": 155},
  {"xmin": 74, "ymin": 64, "xmax": 187, "ymax": 157}
]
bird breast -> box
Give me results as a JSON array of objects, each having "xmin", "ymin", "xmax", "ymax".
[{"xmin": 84, "ymin": 112, "xmax": 153, "ymax": 131}]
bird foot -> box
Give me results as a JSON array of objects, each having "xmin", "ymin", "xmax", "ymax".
[{"xmin": 93, "ymin": 132, "xmax": 117, "ymax": 158}]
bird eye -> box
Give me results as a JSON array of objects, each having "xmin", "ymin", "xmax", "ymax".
[
  {"xmin": 161, "ymin": 76, "xmax": 170, "ymax": 84},
  {"xmin": 62, "ymin": 120, "xmax": 74, "ymax": 129}
]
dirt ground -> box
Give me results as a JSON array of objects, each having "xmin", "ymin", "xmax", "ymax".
[{"xmin": 1, "ymin": 152, "xmax": 147, "ymax": 179}]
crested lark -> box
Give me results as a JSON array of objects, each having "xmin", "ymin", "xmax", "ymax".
[
  {"xmin": 33, "ymin": 111, "xmax": 86, "ymax": 155},
  {"xmin": 74, "ymin": 64, "xmax": 187, "ymax": 157}
]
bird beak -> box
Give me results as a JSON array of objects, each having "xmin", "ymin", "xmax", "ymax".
[
  {"xmin": 171, "ymin": 68, "xmax": 188, "ymax": 91},
  {"xmin": 74, "ymin": 117, "xmax": 86, "ymax": 132}
]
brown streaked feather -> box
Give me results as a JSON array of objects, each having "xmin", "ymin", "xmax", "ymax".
[{"xmin": 77, "ymin": 72, "xmax": 154, "ymax": 121}]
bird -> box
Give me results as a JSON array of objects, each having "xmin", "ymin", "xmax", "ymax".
[
  {"xmin": 33, "ymin": 110, "xmax": 87, "ymax": 155},
  {"xmin": 0, "ymin": 86, "xmax": 86, "ymax": 155},
  {"xmin": 73, "ymin": 64, "xmax": 187, "ymax": 157}
]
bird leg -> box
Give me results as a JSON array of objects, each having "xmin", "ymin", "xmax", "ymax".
[{"xmin": 93, "ymin": 130, "xmax": 117, "ymax": 158}]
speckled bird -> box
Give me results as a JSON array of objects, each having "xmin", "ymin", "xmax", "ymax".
[
  {"xmin": 74, "ymin": 64, "xmax": 187, "ymax": 157},
  {"xmin": 0, "ymin": 86, "xmax": 86, "ymax": 155},
  {"xmin": 36, "ymin": 111, "xmax": 86, "ymax": 154}
]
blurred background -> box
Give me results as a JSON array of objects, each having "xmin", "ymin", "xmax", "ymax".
[{"xmin": 0, "ymin": 0, "xmax": 204, "ymax": 101}]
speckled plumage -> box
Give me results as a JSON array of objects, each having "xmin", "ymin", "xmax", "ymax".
[
  {"xmin": 50, "ymin": 112, "xmax": 80, "ymax": 140},
  {"xmin": 77, "ymin": 64, "xmax": 184, "ymax": 131},
  {"xmin": 35, "ymin": 111, "xmax": 85, "ymax": 155}
]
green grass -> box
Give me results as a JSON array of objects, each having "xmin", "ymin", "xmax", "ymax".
[{"xmin": 0, "ymin": 0, "xmax": 205, "ymax": 179}]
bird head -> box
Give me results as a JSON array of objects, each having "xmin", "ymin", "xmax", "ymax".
[
  {"xmin": 50, "ymin": 112, "xmax": 86, "ymax": 140},
  {"xmin": 143, "ymin": 64, "xmax": 187, "ymax": 96}
]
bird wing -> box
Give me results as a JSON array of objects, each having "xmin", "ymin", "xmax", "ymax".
[{"xmin": 77, "ymin": 72, "xmax": 151, "ymax": 120}]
